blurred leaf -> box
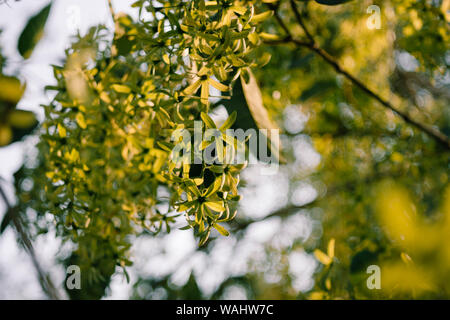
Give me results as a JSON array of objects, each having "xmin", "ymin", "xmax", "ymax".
[
  {"xmin": 114, "ymin": 36, "xmax": 136, "ymax": 56},
  {"xmin": 375, "ymin": 183, "xmax": 419, "ymax": 249},
  {"xmin": 300, "ymin": 80, "xmax": 338, "ymax": 101},
  {"xmin": 314, "ymin": 249, "xmax": 332, "ymax": 265},
  {"xmin": 219, "ymin": 70, "xmax": 284, "ymax": 163},
  {"xmin": 8, "ymin": 110, "xmax": 37, "ymax": 129},
  {"xmin": 327, "ymin": 238, "xmax": 335, "ymax": 258},
  {"xmin": 213, "ymin": 223, "xmax": 229, "ymax": 236},
  {"xmin": 18, "ymin": 3, "xmax": 52, "ymax": 59},
  {"xmin": 0, "ymin": 125, "xmax": 12, "ymax": 147},
  {"xmin": 0, "ymin": 76, "xmax": 25, "ymax": 107}
]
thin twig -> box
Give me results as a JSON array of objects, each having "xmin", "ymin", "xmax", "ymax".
[
  {"xmin": 0, "ymin": 183, "xmax": 60, "ymax": 299},
  {"xmin": 107, "ymin": 0, "xmax": 115, "ymax": 22},
  {"xmin": 267, "ymin": 3, "xmax": 450, "ymax": 150}
]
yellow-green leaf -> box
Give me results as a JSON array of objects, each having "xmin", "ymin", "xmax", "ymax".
[
  {"xmin": 111, "ymin": 84, "xmax": 131, "ymax": 94},
  {"xmin": 8, "ymin": 110, "xmax": 37, "ymax": 129},
  {"xmin": 205, "ymin": 200, "xmax": 225, "ymax": 212},
  {"xmin": 76, "ymin": 113, "xmax": 87, "ymax": 129},
  {"xmin": 327, "ymin": 238, "xmax": 335, "ymax": 259},
  {"xmin": 201, "ymin": 112, "xmax": 216, "ymax": 129},
  {"xmin": 314, "ymin": 249, "xmax": 332, "ymax": 265},
  {"xmin": 208, "ymin": 78, "xmax": 229, "ymax": 92},
  {"xmin": 58, "ymin": 123, "xmax": 67, "ymax": 138}
]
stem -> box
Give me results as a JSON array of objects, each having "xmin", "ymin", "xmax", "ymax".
[
  {"xmin": 289, "ymin": 0, "xmax": 314, "ymax": 44},
  {"xmin": 0, "ymin": 183, "xmax": 60, "ymax": 300},
  {"xmin": 107, "ymin": 0, "xmax": 115, "ymax": 22},
  {"xmin": 267, "ymin": 3, "xmax": 450, "ymax": 150}
]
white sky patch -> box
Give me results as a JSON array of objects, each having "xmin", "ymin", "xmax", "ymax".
[
  {"xmin": 283, "ymin": 105, "xmax": 309, "ymax": 135},
  {"xmin": 244, "ymin": 217, "xmax": 281, "ymax": 243},
  {"xmin": 288, "ymin": 250, "xmax": 317, "ymax": 293},
  {"xmin": 274, "ymin": 211, "xmax": 313, "ymax": 249},
  {"xmin": 396, "ymin": 50, "xmax": 420, "ymax": 72},
  {"xmin": 222, "ymin": 284, "xmax": 248, "ymax": 300},
  {"xmin": 291, "ymin": 181, "xmax": 318, "ymax": 207},
  {"xmin": 0, "ymin": 229, "xmax": 45, "ymax": 299},
  {"xmin": 292, "ymin": 135, "xmax": 321, "ymax": 171}
]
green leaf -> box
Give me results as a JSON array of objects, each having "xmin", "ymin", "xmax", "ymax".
[
  {"xmin": 204, "ymin": 177, "xmax": 223, "ymax": 197},
  {"xmin": 114, "ymin": 36, "xmax": 136, "ymax": 56},
  {"xmin": 75, "ymin": 113, "xmax": 87, "ymax": 129},
  {"xmin": 213, "ymin": 223, "xmax": 229, "ymax": 236},
  {"xmin": 0, "ymin": 76, "xmax": 25, "ymax": 106},
  {"xmin": 183, "ymin": 79, "xmax": 202, "ymax": 95},
  {"xmin": 8, "ymin": 110, "xmax": 39, "ymax": 145},
  {"xmin": 204, "ymin": 200, "xmax": 225, "ymax": 213},
  {"xmin": 314, "ymin": 249, "xmax": 332, "ymax": 265},
  {"xmin": 111, "ymin": 84, "xmax": 131, "ymax": 94},
  {"xmin": 0, "ymin": 109, "xmax": 38, "ymax": 147},
  {"xmin": 239, "ymin": 71, "xmax": 277, "ymax": 138},
  {"xmin": 198, "ymin": 229, "xmax": 211, "ymax": 246},
  {"xmin": 18, "ymin": 3, "xmax": 52, "ymax": 59},
  {"xmin": 251, "ymin": 10, "xmax": 274, "ymax": 23},
  {"xmin": 201, "ymin": 112, "xmax": 217, "ymax": 129},
  {"xmin": 184, "ymin": 179, "xmax": 201, "ymax": 197},
  {"xmin": 208, "ymin": 78, "xmax": 229, "ymax": 92},
  {"xmin": 156, "ymin": 141, "xmax": 175, "ymax": 152},
  {"xmin": 9, "ymin": 110, "xmax": 38, "ymax": 130},
  {"xmin": 176, "ymin": 200, "xmax": 197, "ymax": 212},
  {"xmin": 123, "ymin": 268, "xmax": 130, "ymax": 283},
  {"xmin": 0, "ymin": 126, "xmax": 12, "ymax": 147}
]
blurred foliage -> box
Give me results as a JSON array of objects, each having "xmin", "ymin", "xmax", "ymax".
[
  {"xmin": 0, "ymin": 0, "xmax": 48, "ymax": 230},
  {"xmin": 0, "ymin": 74, "xmax": 38, "ymax": 147},
  {"xmin": 17, "ymin": 2, "xmax": 51, "ymax": 59},
  {"xmin": 0, "ymin": 0, "xmax": 48, "ymax": 147},
  {"xmin": 1, "ymin": 0, "xmax": 449, "ymax": 300}
]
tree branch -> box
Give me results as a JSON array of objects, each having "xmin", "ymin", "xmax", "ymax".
[
  {"xmin": 0, "ymin": 182, "xmax": 60, "ymax": 300},
  {"xmin": 266, "ymin": 2, "xmax": 450, "ymax": 150}
]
